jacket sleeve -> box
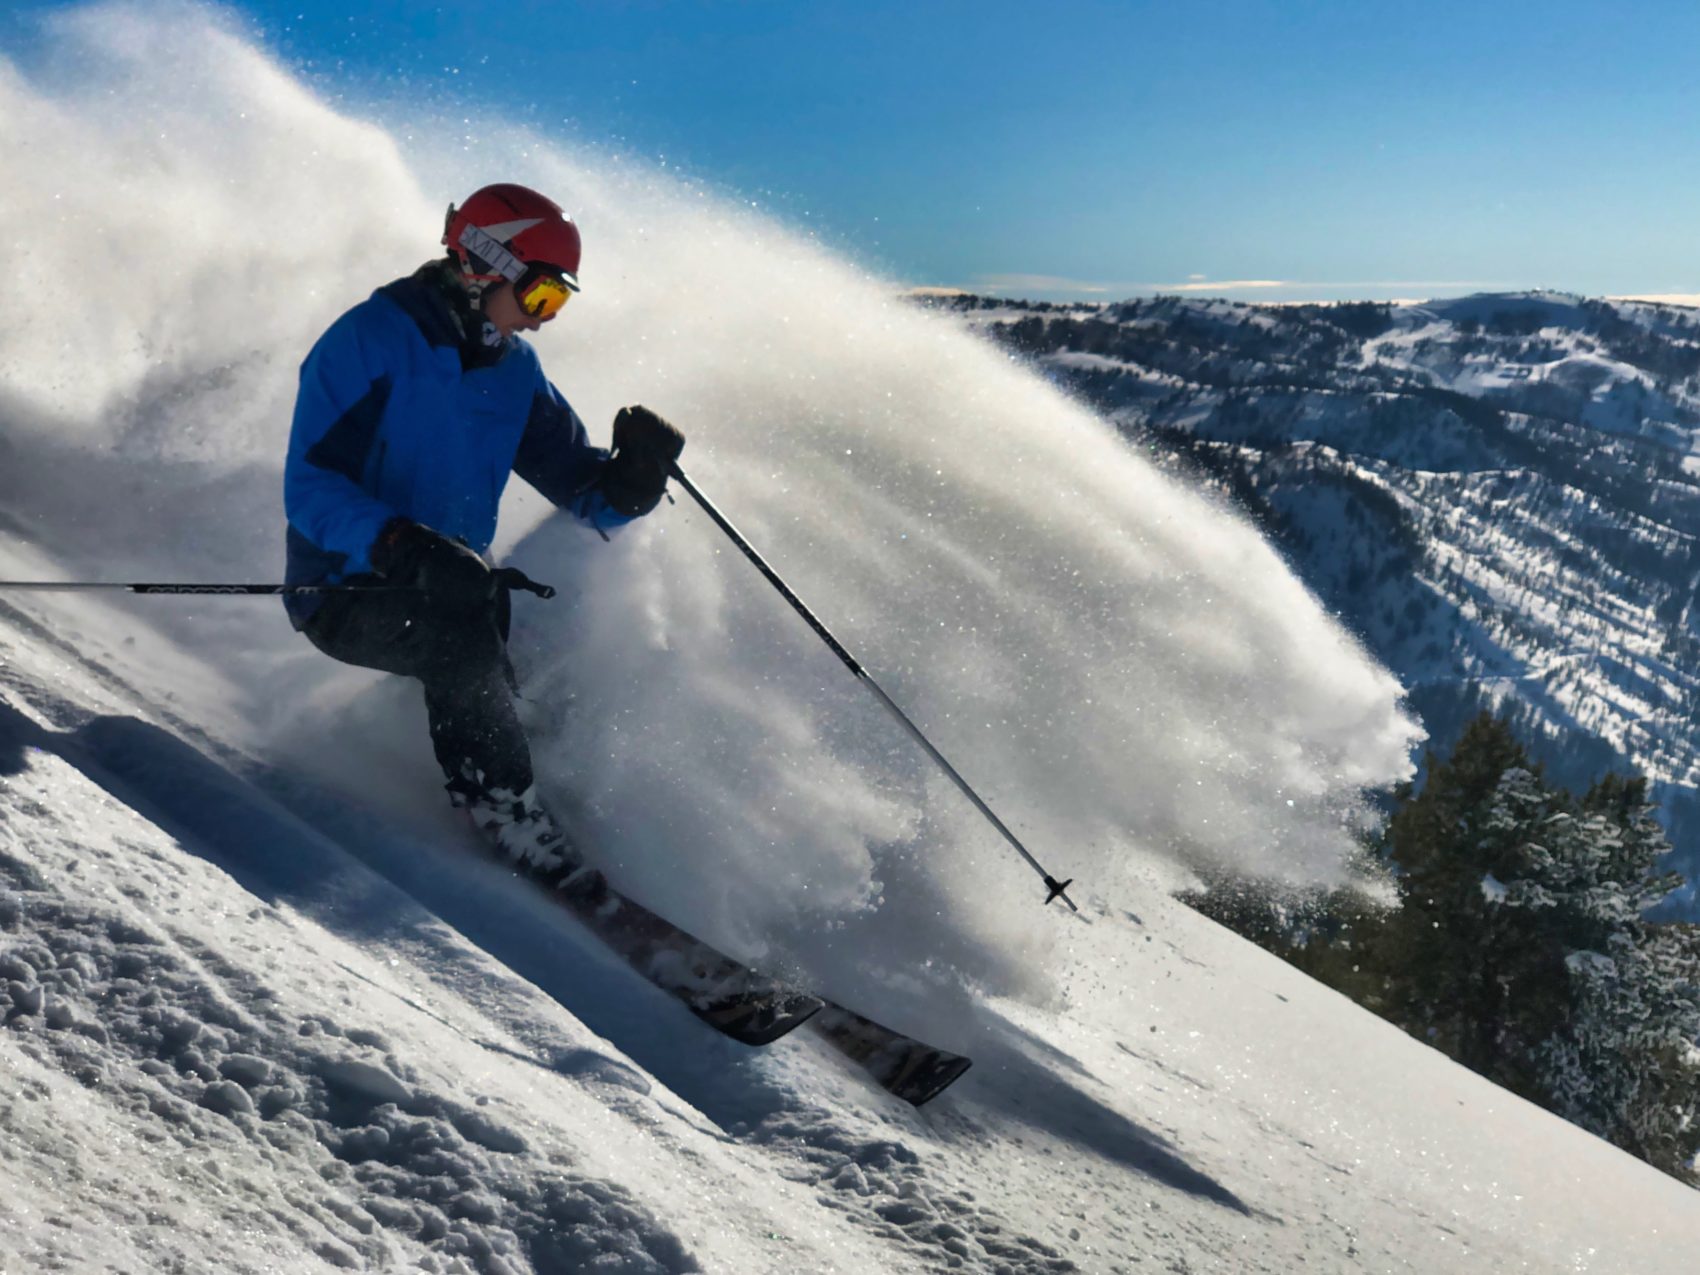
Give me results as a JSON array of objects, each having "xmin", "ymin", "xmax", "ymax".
[
  {"xmin": 283, "ymin": 308, "xmax": 404, "ymax": 575},
  {"xmin": 512, "ymin": 378, "xmax": 640, "ymax": 535}
]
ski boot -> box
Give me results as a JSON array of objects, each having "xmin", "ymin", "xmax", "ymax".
[{"xmin": 451, "ymin": 778, "xmax": 606, "ymax": 900}]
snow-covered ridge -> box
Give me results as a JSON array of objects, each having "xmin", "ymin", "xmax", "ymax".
[{"xmin": 939, "ymin": 289, "xmax": 1700, "ymax": 911}]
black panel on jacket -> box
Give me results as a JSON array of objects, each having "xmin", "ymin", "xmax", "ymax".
[{"xmin": 304, "ymin": 372, "xmax": 393, "ymax": 483}]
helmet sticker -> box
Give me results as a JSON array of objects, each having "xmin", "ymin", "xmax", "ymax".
[{"xmin": 457, "ymin": 222, "xmax": 528, "ymax": 283}]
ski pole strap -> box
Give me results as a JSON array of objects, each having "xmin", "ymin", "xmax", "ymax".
[{"xmin": 493, "ymin": 567, "xmax": 556, "ymax": 600}]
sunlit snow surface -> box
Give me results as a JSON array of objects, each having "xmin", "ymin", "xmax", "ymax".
[
  {"xmin": 3, "ymin": 4, "xmax": 1692, "ymax": 1271},
  {"xmin": 4, "ymin": 583, "xmax": 1697, "ymax": 1272}
]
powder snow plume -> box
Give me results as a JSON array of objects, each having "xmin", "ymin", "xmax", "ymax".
[{"xmin": 0, "ymin": 2, "xmax": 1419, "ymax": 1003}]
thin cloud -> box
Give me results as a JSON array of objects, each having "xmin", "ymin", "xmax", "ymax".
[
  {"xmin": 1163, "ymin": 279, "xmax": 1287, "ymax": 292},
  {"xmin": 1158, "ymin": 279, "xmax": 1510, "ymax": 294},
  {"xmin": 965, "ymin": 274, "xmax": 1516, "ymax": 300},
  {"xmin": 972, "ymin": 273, "xmax": 1115, "ymax": 294}
]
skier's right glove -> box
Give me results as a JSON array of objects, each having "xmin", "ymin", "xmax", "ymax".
[
  {"xmin": 371, "ymin": 518, "xmax": 495, "ymax": 611},
  {"xmin": 597, "ymin": 405, "xmax": 685, "ymax": 517}
]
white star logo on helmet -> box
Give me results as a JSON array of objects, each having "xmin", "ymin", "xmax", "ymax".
[{"xmin": 478, "ymin": 217, "xmax": 544, "ymax": 244}]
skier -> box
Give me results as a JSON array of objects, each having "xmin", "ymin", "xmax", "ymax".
[{"xmin": 282, "ymin": 183, "xmax": 682, "ymax": 884}]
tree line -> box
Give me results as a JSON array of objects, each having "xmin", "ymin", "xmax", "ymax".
[{"xmin": 1187, "ymin": 711, "xmax": 1700, "ymax": 1183}]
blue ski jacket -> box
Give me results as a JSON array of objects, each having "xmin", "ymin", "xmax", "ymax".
[{"xmin": 283, "ymin": 267, "xmax": 628, "ymax": 627}]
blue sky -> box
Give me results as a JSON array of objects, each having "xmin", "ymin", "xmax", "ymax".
[{"xmin": 12, "ymin": 1, "xmax": 1700, "ymax": 302}]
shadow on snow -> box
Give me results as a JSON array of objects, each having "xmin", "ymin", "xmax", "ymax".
[{"xmin": 0, "ymin": 697, "xmax": 1256, "ymax": 1218}]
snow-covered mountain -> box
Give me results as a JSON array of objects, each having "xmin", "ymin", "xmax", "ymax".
[{"xmin": 937, "ymin": 290, "xmax": 1700, "ymax": 911}]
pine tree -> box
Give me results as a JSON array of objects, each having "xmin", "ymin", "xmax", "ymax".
[
  {"xmin": 1496, "ymin": 774, "xmax": 1700, "ymax": 1177},
  {"xmin": 1187, "ymin": 709, "xmax": 1700, "ymax": 1181},
  {"xmin": 1377, "ymin": 712, "xmax": 1554, "ymax": 1083},
  {"xmin": 1381, "ymin": 717, "xmax": 1700, "ymax": 1177}
]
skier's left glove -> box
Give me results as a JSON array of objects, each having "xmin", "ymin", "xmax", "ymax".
[{"xmin": 596, "ymin": 405, "xmax": 685, "ymax": 517}]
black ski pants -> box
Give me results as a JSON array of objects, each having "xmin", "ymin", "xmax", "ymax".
[{"xmin": 302, "ymin": 583, "xmax": 532, "ymax": 797}]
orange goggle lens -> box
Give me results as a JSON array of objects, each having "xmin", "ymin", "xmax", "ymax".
[{"xmin": 517, "ymin": 272, "xmax": 573, "ymax": 319}]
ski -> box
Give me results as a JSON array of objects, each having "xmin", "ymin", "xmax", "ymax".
[
  {"xmin": 472, "ymin": 820, "xmax": 971, "ymax": 1098},
  {"xmin": 808, "ymin": 1005, "xmax": 973, "ymax": 1106},
  {"xmin": 557, "ymin": 872, "xmax": 824, "ymax": 1046},
  {"xmin": 487, "ymin": 840, "xmax": 824, "ymax": 1047}
]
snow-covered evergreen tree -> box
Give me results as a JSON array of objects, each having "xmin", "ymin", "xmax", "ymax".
[
  {"xmin": 1379, "ymin": 714, "xmax": 1551, "ymax": 1080},
  {"xmin": 1369, "ymin": 714, "xmax": 1700, "ymax": 1180},
  {"xmin": 1492, "ymin": 774, "xmax": 1700, "ymax": 1178}
]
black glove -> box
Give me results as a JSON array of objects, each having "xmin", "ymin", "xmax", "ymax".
[
  {"xmin": 597, "ymin": 405, "xmax": 685, "ymax": 517},
  {"xmin": 371, "ymin": 518, "xmax": 495, "ymax": 610}
]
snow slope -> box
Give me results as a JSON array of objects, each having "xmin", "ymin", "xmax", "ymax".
[{"xmin": 5, "ymin": 573, "xmax": 1699, "ymax": 1273}]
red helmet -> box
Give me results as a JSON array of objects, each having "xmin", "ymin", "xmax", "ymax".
[{"xmin": 443, "ymin": 183, "xmax": 581, "ymax": 291}]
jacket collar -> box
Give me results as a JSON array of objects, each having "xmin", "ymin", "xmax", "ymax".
[{"xmin": 377, "ymin": 261, "xmax": 510, "ymax": 370}]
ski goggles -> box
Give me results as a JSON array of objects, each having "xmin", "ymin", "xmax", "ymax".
[{"xmin": 515, "ymin": 264, "xmax": 577, "ymax": 320}]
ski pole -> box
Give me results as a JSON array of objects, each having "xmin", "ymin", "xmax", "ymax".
[
  {"xmin": 0, "ymin": 582, "xmax": 411, "ymax": 595},
  {"xmin": 0, "ymin": 569, "xmax": 555, "ymax": 599},
  {"xmin": 668, "ymin": 462, "xmax": 1078, "ymax": 912}
]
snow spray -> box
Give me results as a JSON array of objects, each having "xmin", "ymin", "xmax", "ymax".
[{"xmin": 0, "ymin": 2, "xmax": 1419, "ymax": 1004}]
